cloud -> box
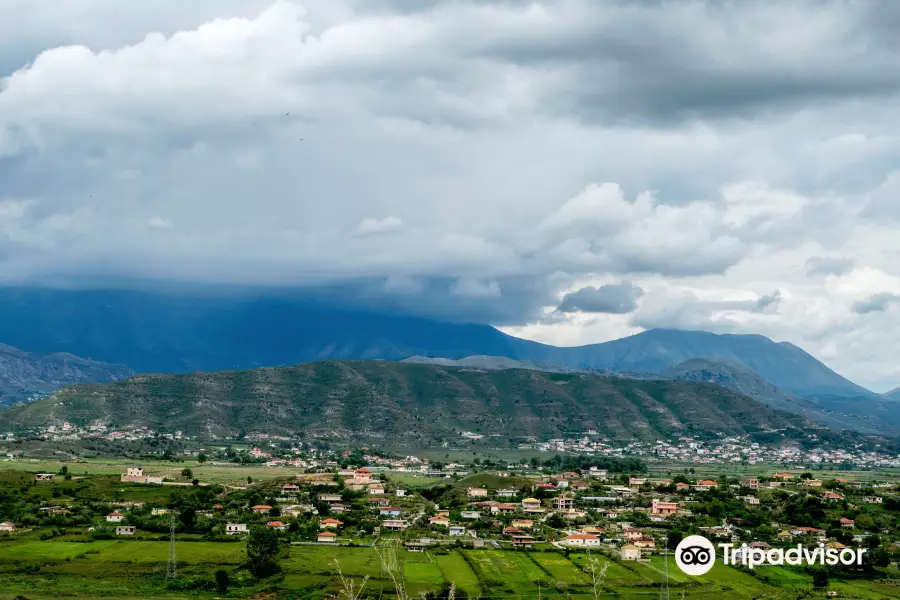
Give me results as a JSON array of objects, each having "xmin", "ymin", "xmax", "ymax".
[
  {"xmin": 355, "ymin": 216, "xmax": 403, "ymax": 237},
  {"xmin": 6, "ymin": 1, "xmax": 900, "ymax": 387},
  {"xmin": 557, "ymin": 282, "xmax": 643, "ymax": 314},
  {"xmin": 853, "ymin": 293, "xmax": 900, "ymax": 314}
]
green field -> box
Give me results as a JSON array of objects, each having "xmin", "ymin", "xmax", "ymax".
[{"xmin": 1, "ymin": 538, "xmax": 899, "ymax": 598}]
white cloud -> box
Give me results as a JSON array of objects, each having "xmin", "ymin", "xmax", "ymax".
[{"xmin": 4, "ymin": 1, "xmax": 900, "ymax": 387}]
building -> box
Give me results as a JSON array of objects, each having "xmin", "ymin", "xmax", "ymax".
[
  {"xmin": 840, "ymin": 518, "xmax": 855, "ymax": 529},
  {"xmin": 266, "ymin": 521, "xmax": 287, "ymax": 530},
  {"xmin": 0, "ymin": 521, "xmax": 14, "ymax": 532},
  {"xmin": 496, "ymin": 489, "xmax": 517, "ymax": 498},
  {"xmin": 521, "ymin": 498, "xmax": 542, "ymax": 510},
  {"xmin": 381, "ymin": 519, "xmax": 408, "ymax": 530},
  {"xmin": 467, "ymin": 487, "xmax": 488, "ymax": 498},
  {"xmin": 651, "ymin": 499, "xmax": 678, "ymax": 516},
  {"xmin": 628, "ymin": 478, "xmax": 647, "ymax": 487},
  {"xmin": 563, "ymin": 533, "xmax": 600, "ymax": 547},
  {"xmin": 803, "ymin": 479, "xmax": 823, "ymax": 488},
  {"xmin": 552, "ymin": 494, "xmax": 574, "ymax": 511},
  {"xmin": 320, "ymin": 518, "xmax": 343, "ymax": 529},
  {"xmin": 623, "ymin": 528, "xmax": 644, "ymax": 541},
  {"xmin": 281, "ymin": 484, "xmax": 300, "ymax": 496},
  {"xmin": 460, "ymin": 511, "xmax": 481, "ymax": 520},
  {"xmin": 251, "ymin": 505, "xmax": 273, "ymax": 514},
  {"xmin": 34, "ymin": 473, "xmax": 54, "ymax": 481},
  {"xmin": 863, "ymin": 496, "xmax": 883, "ymax": 504},
  {"xmin": 588, "ymin": 467, "xmax": 608, "ymax": 479},
  {"xmin": 120, "ymin": 466, "xmax": 164, "ymax": 485},
  {"xmin": 379, "ymin": 507, "xmax": 402, "ymax": 516},
  {"xmin": 106, "ymin": 511, "xmax": 125, "ymax": 523},
  {"xmin": 511, "ymin": 519, "xmax": 533, "ymax": 530},
  {"xmin": 824, "ymin": 492, "xmax": 845, "ymax": 501},
  {"xmin": 429, "ymin": 515, "xmax": 450, "ymax": 527},
  {"xmin": 115, "ymin": 526, "xmax": 136, "ymax": 536},
  {"xmin": 317, "ymin": 531, "xmax": 337, "ymax": 543},
  {"xmin": 693, "ymin": 480, "xmax": 718, "ymax": 491},
  {"xmin": 510, "ymin": 533, "xmax": 534, "ymax": 547},
  {"xmin": 620, "ymin": 545, "xmax": 641, "ymax": 561},
  {"xmin": 741, "ymin": 477, "xmax": 760, "ymax": 490},
  {"xmin": 226, "ymin": 523, "xmax": 249, "ymax": 535},
  {"xmin": 449, "ymin": 526, "xmax": 467, "ymax": 536},
  {"xmin": 318, "ymin": 493, "xmax": 343, "ymax": 503},
  {"xmin": 396, "ymin": 489, "xmax": 407, "ymax": 497},
  {"xmin": 743, "ymin": 496, "xmax": 760, "ymax": 505}
]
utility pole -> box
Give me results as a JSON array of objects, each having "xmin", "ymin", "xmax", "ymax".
[
  {"xmin": 166, "ymin": 511, "xmax": 177, "ymax": 580},
  {"xmin": 658, "ymin": 546, "xmax": 670, "ymax": 600}
]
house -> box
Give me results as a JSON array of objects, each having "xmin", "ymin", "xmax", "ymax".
[
  {"xmin": 106, "ymin": 511, "xmax": 125, "ymax": 523},
  {"xmin": 863, "ymin": 496, "xmax": 883, "ymax": 504},
  {"xmin": 115, "ymin": 526, "xmax": 136, "ymax": 536},
  {"xmin": 354, "ymin": 468, "xmax": 373, "ymax": 480},
  {"xmin": 741, "ymin": 477, "xmax": 760, "ymax": 490},
  {"xmin": 840, "ymin": 518, "xmax": 855, "ymax": 529},
  {"xmin": 772, "ymin": 473, "xmax": 794, "ymax": 481},
  {"xmin": 281, "ymin": 484, "xmax": 300, "ymax": 496},
  {"xmin": 743, "ymin": 496, "xmax": 760, "ymax": 505},
  {"xmin": 0, "ymin": 522, "xmax": 14, "ymax": 532},
  {"xmin": 317, "ymin": 531, "xmax": 337, "ymax": 543},
  {"xmin": 633, "ymin": 536, "xmax": 656, "ymax": 549},
  {"xmin": 429, "ymin": 515, "xmax": 450, "ymax": 527},
  {"xmin": 570, "ymin": 481, "xmax": 590, "ymax": 492},
  {"xmin": 151, "ymin": 508, "xmax": 168, "ymax": 516},
  {"xmin": 791, "ymin": 526, "xmax": 825, "ymax": 538},
  {"xmin": 460, "ymin": 511, "xmax": 481, "ymax": 520},
  {"xmin": 623, "ymin": 528, "xmax": 644, "ymax": 541},
  {"xmin": 628, "ymin": 478, "xmax": 647, "ymax": 487},
  {"xmin": 251, "ymin": 505, "xmax": 273, "ymax": 514},
  {"xmin": 369, "ymin": 497, "xmax": 391, "ymax": 506},
  {"xmin": 562, "ymin": 509, "xmax": 587, "ymax": 520},
  {"xmin": 406, "ymin": 542, "xmax": 427, "ymax": 552},
  {"xmin": 749, "ymin": 541, "xmax": 770, "ymax": 551},
  {"xmin": 330, "ymin": 504, "xmax": 347, "ymax": 514},
  {"xmin": 824, "ymin": 492, "xmax": 845, "ymax": 501},
  {"xmin": 379, "ymin": 507, "xmax": 402, "ymax": 516},
  {"xmin": 510, "ymin": 533, "xmax": 534, "ymax": 547},
  {"xmin": 317, "ymin": 494, "xmax": 343, "ymax": 503},
  {"xmin": 651, "ymin": 499, "xmax": 678, "ymax": 516},
  {"xmin": 368, "ymin": 485, "xmax": 386, "ymax": 495},
  {"xmin": 226, "ymin": 523, "xmax": 249, "ymax": 535},
  {"xmin": 320, "ymin": 518, "xmax": 343, "ymax": 529},
  {"xmin": 266, "ymin": 521, "xmax": 287, "ymax": 530},
  {"xmin": 552, "ymin": 494, "xmax": 574, "ymax": 510},
  {"xmin": 803, "ymin": 479, "xmax": 823, "ymax": 488},
  {"xmin": 449, "ymin": 526, "xmax": 467, "ymax": 536},
  {"xmin": 620, "ymin": 545, "xmax": 641, "ymax": 560},
  {"xmin": 588, "ymin": 467, "xmax": 608, "ymax": 479},
  {"xmin": 381, "ymin": 519, "xmax": 408, "ymax": 530},
  {"xmin": 396, "ymin": 489, "xmax": 407, "ymax": 497},
  {"xmin": 563, "ymin": 532, "xmax": 600, "ymax": 547},
  {"xmin": 675, "ymin": 482, "xmax": 691, "ymax": 492},
  {"xmin": 511, "ymin": 519, "xmax": 533, "ymax": 530},
  {"xmin": 533, "ymin": 482, "xmax": 556, "ymax": 492},
  {"xmin": 34, "ymin": 473, "xmax": 54, "ymax": 481},
  {"xmin": 496, "ymin": 489, "xmax": 518, "ymax": 498},
  {"xmin": 120, "ymin": 466, "xmax": 163, "ymax": 485},
  {"xmin": 467, "ymin": 487, "xmax": 488, "ymax": 498},
  {"xmin": 495, "ymin": 503, "xmax": 518, "ymax": 514},
  {"xmin": 521, "ymin": 498, "xmax": 542, "ymax": 510},
  {"xmin": 693, "ymin": 480, "xmax": 718, "ymax": 491}
]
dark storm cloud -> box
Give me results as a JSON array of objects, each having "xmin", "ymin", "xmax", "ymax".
[
  {"xmin": 557, "ymin": 282, "xmax": 644, "ymax": 314},
  {"xmin": 852, "ymin": 292, "xmax": 900, "ymax": 314}
]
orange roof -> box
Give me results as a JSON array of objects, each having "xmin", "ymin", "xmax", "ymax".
[
  {"xmin": 251, "ymin": 505, "xmax": 273, "ymax": 510},
  {"xmin": 266, "ymin": 521, "xmax": 285, "ymax": 527},
  {"xmin": 696, "ymin": 480, "xmax": 718, "ymax": 486},
  {"xmin": 320, "ymin": 518, "xmax": 343, "ymax": 524},
  {"xmin": 318, "ymin": 531, "xmax": 337, "ymax": 537},
  {"xmin": 566, "ymin": 533, "xmax": 598, "ymax": 540}
]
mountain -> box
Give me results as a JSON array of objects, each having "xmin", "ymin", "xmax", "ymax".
[
  {"xmin": 659, "ymin": 359, "xmax": 900, "ymax": 434},
  {"xmin": 0, "ymin": 288, "xmax": 881, "ymax": 408},
  {"xmin": 885, "ymin": 387, "xmax": 900, "ymax": 402},
  {"xmin": 0, "ymin": 361, "xmax": 810, "ymax": 444},
  {"xmin": 401, "ymin": 355, "xmax": 578, "ymax": 373},
  {"xmin": 0, "ymin": 344, "xmax": 133, "ymax": 406}
]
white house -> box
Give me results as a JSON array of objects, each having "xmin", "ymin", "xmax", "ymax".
[
  {"xmin": 115, "ymin": 526, "xmax": 136, "ymax": 536},
  {"xmin": 620, "ymin": 545, "xmax": 641, "ymax": 560},
  {"xmin": 226, "ymin": 523, "xmax": 249, "ymax": 535},
  {"xmin": 563, "ymin": 533, "xmax": 600, "ymax": 547},
  {"xmin": 0, "ymin": 521, "xmax": 14, "ymax": 532},
  {"xmin": 449, "ymin": 526, "xmax": 467, "ymax": 536},
  {"xmin": 106, "ymin": 511, "xmax": 125, "ymax": 523}
]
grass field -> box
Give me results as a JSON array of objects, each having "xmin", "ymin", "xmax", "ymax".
[{"xmin": 1, "ymin": 537, "xmax": 899, "ymax": 598}]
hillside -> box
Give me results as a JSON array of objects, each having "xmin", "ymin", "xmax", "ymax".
[
  {"xmin": 0, "ymin": 288, "xmax": 882, "ymax": 409},
  {"xmin": 0, "ymin": 361, "xmax": 809, "ymax": 444},
  {"xmin": 660, "ymin": 359, "xmax": 900, "ymax": 434},
  {"xmin": 0, "ymin": 344, "xmax": 133, "ymax": 406},
  {"xmin": 885, "ymin": 387, "xmax": 900, "ymax": 402}
]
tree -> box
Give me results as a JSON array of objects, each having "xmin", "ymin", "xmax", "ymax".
[
  {"xmin": 215, "ymin": 569, "xmax": 229, "ymax": 594},
  {"xmin": 181, "ymin": 468, "xmax": 193, "ymax": 479},
  {"xmin": 246, "ymin": 527, "xmax": 280, "ymax": 578},
  {"xmin": 247, "ymin": 476, "xmax": 253, "ymax": 485},
  {"xmin": 198, "ymin": 453, "xmax": 207, "ymax": 464},
  {"xmin": 812, "ymin": 570, "xmax": 829, "ymax": 588},
  {"xmin": 179, "ymin": 507, "xmax": 196, "ymax": 531}
]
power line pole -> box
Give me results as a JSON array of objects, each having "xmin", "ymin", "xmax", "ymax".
[
  {"xmin": 166, "ymin": 511, "xmax": 177, "ymax": 580},
  {"xmin": 658, "ymin": 546, "xmax": 670, "ymax": 600}
]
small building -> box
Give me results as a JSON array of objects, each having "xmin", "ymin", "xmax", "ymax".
[
  {"xmin": 741, "ymin": 477, "xmax": 760, "ymax": 490},
  {"xmin": 863, "ymin": 496, "xmax": 883, "ymax": 504},
  {"xmin": 651, "ymin": 499, "xmax": 678, "ymax": 516},
  {"xmin": 521, "ymin": 498, "xmax": 542, "ymax": 510},
  {"xmin": 379, "ymin": 507, "xmax": 402, "ymax": 516},
  {"xmin": 620, "ymin": 545, "xmax": 641, "ymax": 560},
  {"xmin": 0, "ymin": 521, "xmax": 14, "ymax": 533},
  {"xmin": 563, "ymin": 533, "xmax": 600, "ymax": 547},
  {"xmin": 803, "ymin": 479, "xmax": 823, "ymax": 488},
  {"xmin": 743, "ymin": 496, "xmax": 760, "ymax": 505},
  {"xmin": 467, "ymin": 487, "xmax": 488, "ymax": 498},
  {"xmin": 460, "ymin": 511, "xmax": 481, "ymax": 520},
  {"xmin": 266, "ymin": 521, "xmax": 287, "ymax": 530},
  {"xmin": 317, "ymin": 531, "xmax": 337, "ymax": 543},
  {"xmin": 396, "ymin": 489, "xmax": 407, "ymax": 497},
  {"xmin": 318, "ymin": 494, "xmax": 343, "ymax": 503},
  {"xmin": 251, "ymin": 505, "xmax": 273, "ymax": 514},
  {"xmin": 115, "ymin": 526, "xmax": 136, "ymax": 536},
  {"xmin": 552, "ymin": 494, "xmax": 574, "ymax": 511},
  {"xmin": 319, "ymin": 518, "xmax": 343, "ymax": 529},
  {"xmin": 510, "ymin": 533, "xmax": 534, "ymax": 547},
  {"xmin": 34, "ymin": 473, "xmax": 54, "ymax": 481},
  {"xmin": 381, "ymin": 519, "xmax": 408, "ymax": 530},
  {"xmin": 368, "ymin": 486, "xmax": 385, "ymax": 495},
  {"xmin": 226, "ymin": 523, "xmax": 249, "ymax": 535},
  {"xmin": 406, "ymin": 541, "xmax": 426, "ymax": 552},
  {"xmin": 511, "ymin": 519, "xmax": 533, "ymax": 530},
  {"xmin": 693, "ymin": 480, "xmax": 719, "ymax": 491},
  {"xmin": 281, "ymin": 484, "xmax": 300, "ymax": 496},
  {"xmin": 840, "ymin": 518, "xmax": 855, "ymax": 529},
  {"xmin": 449, "ymin": 526, "xmax": 467, "ymax": 536},
  {"xmin": 106, "ymin": 511, "xmax": 125, "ymax": 523},
  {"xmin": 429, "ymin": 515, "xmax": 450, "ymax": 527},
  {"xmin": 496, "ymin": 489, "xmax": 517, "ymax": 498}
]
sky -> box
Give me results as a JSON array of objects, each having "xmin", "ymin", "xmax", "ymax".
[{"xmin": 3, "ymin": 0, "xmax": 900, "ymax": 390}]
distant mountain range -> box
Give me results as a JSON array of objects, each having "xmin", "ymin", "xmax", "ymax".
[
  {"xmin": 0, "ymin": 361, "xmax": 813, "ymax": 443},
  {"xmin": 0, "ymin": 287, "xmax": 895, "ymax": 432},
  {"xmin": 0, "ymin": 344, "xmax": 133, "ymax": 406}
]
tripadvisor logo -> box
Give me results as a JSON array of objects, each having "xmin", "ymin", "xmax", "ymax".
[{"xmin": 674, "ymin": 535, "xmax": 867, "ymax": 576}]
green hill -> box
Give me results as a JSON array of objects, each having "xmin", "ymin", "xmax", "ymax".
[{"xmin": 0, "ymin": 361, "xmax": 809, "ymax": 444}]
